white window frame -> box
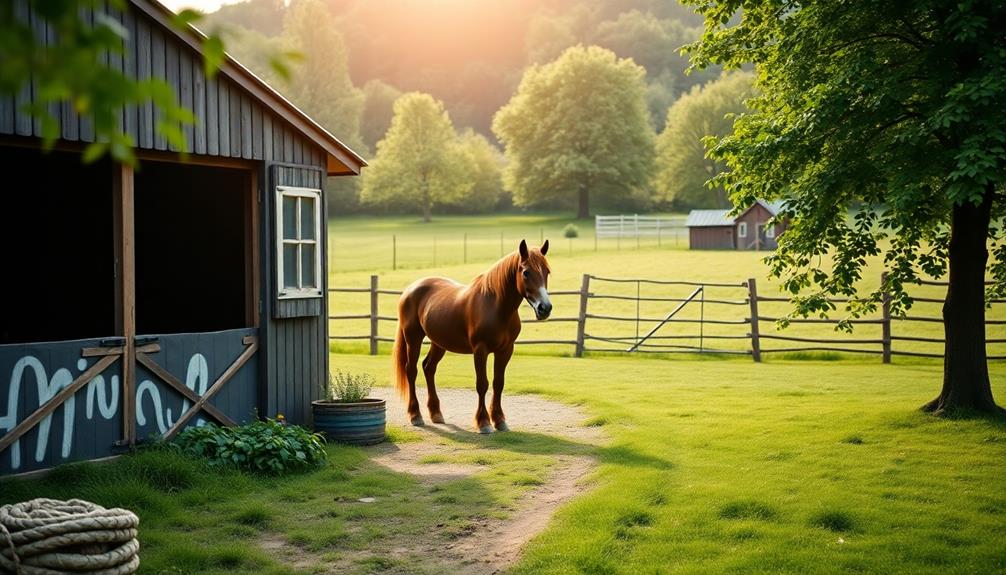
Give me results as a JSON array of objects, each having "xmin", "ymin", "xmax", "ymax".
[
  {"xmin": 765, "ymin": 223, "xmax": 776, "ymax": 239},
  {"xmin": 737, "ymin": 221, "xmax": 748, "ymax": 238},
  {"xmin": 276, "ymin": 185, "xmax": 323, "ymax": 299}
]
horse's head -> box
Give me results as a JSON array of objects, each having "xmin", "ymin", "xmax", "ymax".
[{"xmin": 517, "ymin": 239, "xmax": 551, "ymax": 320}]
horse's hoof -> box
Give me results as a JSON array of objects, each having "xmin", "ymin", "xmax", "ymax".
[
  {"xmin": 494, "ymin": 421, "xmax": 509, "ymax": 432},
  {"xmin": 430, "ymin": 413, "xmax": 446, "ymax": 424},
  {"xmin": 478, "ymin": 424, "xmax": 494, "ymax": 435},
  {"xmin": 410, "ymin": 416, "xmax": 425, "ymax": 426}
]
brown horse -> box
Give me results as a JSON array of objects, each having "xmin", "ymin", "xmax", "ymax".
[{"xmin": 393, "ymin": 239, "xmax": 551, "ymax": 433}]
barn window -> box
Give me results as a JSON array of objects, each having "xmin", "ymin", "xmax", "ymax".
[
  {"xmin": 276, "ymin": 186, "xmax": 322, "ymax": 299},
  {"xmin": 765, "ymin": 224, "xmax": 776, "ymax": 239},
  {"xmin": 738, "ymin": 222, "xmax": 748, "ymax": 238}
]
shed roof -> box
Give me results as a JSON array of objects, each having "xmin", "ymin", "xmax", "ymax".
[
  {"xmin": 138, "ymin": 0, "xmax": 366, "ymax": 175},
  {"xmin": 755, "ymin": 199, "xmax": 786, "ymax": 216},
  {"xmin": 685, "ymin": 209, "xmax": 734, "ymax": 227}
]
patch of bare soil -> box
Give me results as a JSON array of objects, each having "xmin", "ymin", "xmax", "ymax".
[
  {"xmin": 261, "ymin": 387, "xmax": 603, "ymax": 574},
  {"xmin": 372, "ymin": 387, "xmax": 604, "ymax": 574}
]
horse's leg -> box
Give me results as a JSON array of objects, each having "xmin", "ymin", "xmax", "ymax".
[
  {"xmin": 422, "ymin": 344, "xmax": 447, "ymax": 424},
  {"xmin": 405, "ymin": 329, "xmax": 425, "ymax": 426},
  {"xmin": 490, "ymin": 344, "xmax": 513, "ymax": 431},
  {"xmin": 473, "ymin": 346, "xmax": 492, "ymax": 434}
]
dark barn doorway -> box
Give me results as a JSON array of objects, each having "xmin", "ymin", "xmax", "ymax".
[
  {"xmin": 134, "ymin": 162, "xmax": 252, "ymax": 335},
  {"xmin": 0, "ymin": 147, "xmax": 115, "ymax": 344}
]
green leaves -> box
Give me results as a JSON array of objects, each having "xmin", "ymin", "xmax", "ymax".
[
  {"xmin": 173, "ymin": 419, "xmax": 327, "ymax": 475},
  {"xmin": 684, "ymin": 0, "xmax": 1006, "ymax": 324},
  {"xmin": 493, "ymin": 45, "xmax": 655, "ymax": 215}
]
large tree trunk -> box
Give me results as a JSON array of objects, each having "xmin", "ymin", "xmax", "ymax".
[
  {"xmin": 577, "ymin": 184, "xmax": 589, "ymax": 219},
  {"xmin": 923, "ymin": 186, "xmax": 1001, "ymax": 414}
]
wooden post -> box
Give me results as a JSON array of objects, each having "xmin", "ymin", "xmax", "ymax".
[
  {"xmin": 881, "ymin": 271, "xmax": 892, "ymax": 364},
  {"xmin": 464, "ymin": 232, "xmax": 468, "ymax": 264},
  {"xmin": 575, "ymin": 274, "xmax": 590, "ymax": 358},
  {"xmin": 369, "ymin": 275, "xmax": 379, "ymax": 355},
  {"xmin": 747, "ymin": 278, "xmax": 761, "ymax": 362},
  {"xmin": 392, "ymin": 234, "xmax": 397, "ymax": 271},
  {"xmin": 113, "ymin": 163, "xmax": 136, "ymax": 446}
]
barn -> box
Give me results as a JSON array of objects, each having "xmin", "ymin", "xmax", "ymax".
[
  {"xmin": 686, "ymin": 200, "xmax": 787, "ymax": 250},
  {"xmin": 0, "ymin": 0, "xmax": 365, "ymax": 475}
]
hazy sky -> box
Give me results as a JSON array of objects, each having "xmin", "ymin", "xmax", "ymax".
[{"xmin": 159, "ymin": 0, "xmax": 237, "ymax": 13}]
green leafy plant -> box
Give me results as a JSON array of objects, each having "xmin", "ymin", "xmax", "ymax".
[
  {"xmin": 327, "ymin": 370, "xmax": 375, "ymax": 402},
  {"xmin": 172, "ymin": 419, "xmax": 327, "ymax": 475},
  {"xmin": 563, "ymin": 223, "xmax": 579, "ymax": 238}
]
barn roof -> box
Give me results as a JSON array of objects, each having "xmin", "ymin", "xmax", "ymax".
[
  {"xmin": 685, "ymin": 209, "xmax": 734, "ymax": 227},
  {"xmin": 137, "ymin": 0, "xmax": 366, "ymax": 175},
  {"xmin": 686, "ymin": 199, "xmax": 788, "ymax": 228}
]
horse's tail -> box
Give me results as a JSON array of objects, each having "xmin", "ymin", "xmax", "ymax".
[{"xmin": 393, "ymin": 322, "xmax": 409, "ymax": 400}]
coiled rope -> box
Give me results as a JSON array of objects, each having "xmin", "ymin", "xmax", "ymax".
[{"xmin": 0, "ymin": 499, "xmax": 139, "ymax": 575}]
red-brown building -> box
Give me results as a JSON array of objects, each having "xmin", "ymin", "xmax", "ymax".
[{"xmin": 686, "ymin": 200, "xmax": 787, "ymax": 250}]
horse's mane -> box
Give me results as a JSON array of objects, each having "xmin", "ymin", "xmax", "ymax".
[{"xmin": 472, "ymin": 250, "xmax": 550, "ymax": 298}]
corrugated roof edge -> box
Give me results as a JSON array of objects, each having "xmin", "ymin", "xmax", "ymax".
[
  {"xmin": 134, "ymin": 0, "xmax": 368, "ymax": 175},
  {"xmin": 685, "ymin": 209, "xmax": 734, "ymax": 227}
]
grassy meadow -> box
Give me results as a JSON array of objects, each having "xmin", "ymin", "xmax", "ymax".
[
  {"xmin": 326, "ymin": 214, "xmax": 1006, "ymax": 360},
  {"xmin": 4, "ymin": 355, "xmax": 1004, "ymax": 574}
]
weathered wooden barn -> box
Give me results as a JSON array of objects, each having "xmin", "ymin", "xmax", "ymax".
[
  {"xmin": 0, "ymin": 0, "xmax": 365, "ymax": 475},
  {"xmin": 686, "ymin": 200, "xmax": 787, "ymax": 250}
]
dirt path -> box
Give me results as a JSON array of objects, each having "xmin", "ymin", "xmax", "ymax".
[
  {"xmin": 371, "ymin": 387, "xmax": 604, "ymax": 574},
  {"xmin": 260, "ymin": 387, "xmax": 603, "ymax": 574}
]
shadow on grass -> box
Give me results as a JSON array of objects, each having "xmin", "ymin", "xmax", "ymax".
[{"xmin": 425, "ymin": 426, "xmax": 673, "ymax": 470}]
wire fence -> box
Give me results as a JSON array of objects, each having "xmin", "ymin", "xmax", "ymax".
[{"xmin": 329, "ymin": 273, "xmax": 1006, "ymax": 361}]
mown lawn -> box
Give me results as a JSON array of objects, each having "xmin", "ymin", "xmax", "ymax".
[
  {"xmin": 326, "ymin": 216, "xmax": 1006, "ymax": 359},
  {"xmin": 5, "ymin": 354, "xmax": 1000, "ymax": 574}
]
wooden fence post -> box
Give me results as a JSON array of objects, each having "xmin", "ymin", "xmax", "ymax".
[
  {"xmin": 392, "ymin": 235, "xmax": 397, "ymax": 271},
  {"xmin": 747, "ymin": 278, "xmax": 762, "ymax": 362},
  {"xmin": 881, "ymin": 271, "xmax": 892, "ymax": 364},
  {"xmin": 575, "ymin": 274, "xmax": 590, "ymax": 358},
  {"xmin": 369, "ymin": 275, "xmax": 379, "ymax": 355}
]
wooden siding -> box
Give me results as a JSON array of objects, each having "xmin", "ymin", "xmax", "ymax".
[
  {"xmin": 735, "ymin": 204, "xmax": 783, "ymax": 250},
  {"xmin": 690, "ymin": 226, "xmax": 735, "ymax": 250},
  {"xmin": 261, "ymin": 163, "xmax": 329, "ymax": 425},
  {"xmin": 0, "ymin": 0, "xmax": 328, "ymax": 168},
  {"xmin": 0, "ymin": 329, "xmax": 257, "ymax": 475}
]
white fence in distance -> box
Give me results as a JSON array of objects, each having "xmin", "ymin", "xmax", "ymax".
[{"xmin": 595, "ymin": 214, "xmax": 684, "ymax": 238}]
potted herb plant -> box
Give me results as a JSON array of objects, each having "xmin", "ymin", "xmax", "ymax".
[{"xmin": 312, "ymin": 370, "xmax": 386, "ymax": 445}]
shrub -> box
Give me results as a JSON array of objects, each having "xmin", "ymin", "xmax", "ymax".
[
  {"xmin": 327, "ymin": 369, "xmax": 375, "ymax": 402},
  {"xmin": 563, "ymin": 223, "xmax": 579, "ymax": 238},
  {"xmin": 173, "ymin": 419, "xmax": 327, "ymax": 475}
]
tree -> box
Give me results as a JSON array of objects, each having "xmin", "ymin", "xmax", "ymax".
[
  {"xmin": 281, "ymin": 0, "xmax": 364, "ymax": 152},
  {"xmin": 360, "ymin": 79, "xmax": 402, "ymax": 153},
  {"xmin": 653, "ymin": 71, "xmax": 755, "ymax": 209},
  {"xmin": 450, "ymin": 129, "xmax": 505, "ymax": 213},
  {"xmin": 493, "ymin": 45, "xmax": 655, "ymax": 218},
  {"xmin": 686, "ymin": 0, "xmax": 1006, "ymax": 414},
  {"xmin": 360, "ymin": 93, "xmax": 472, "ymax": 222}
]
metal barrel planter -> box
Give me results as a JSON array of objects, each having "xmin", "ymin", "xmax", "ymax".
[{"xmin": 312, "ymin": 398, "xmax": 386, "ymax": 445}]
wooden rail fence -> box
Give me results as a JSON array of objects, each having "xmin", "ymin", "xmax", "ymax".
[{"xmin": 329, "ymin": 274, "xmax": 1006, "ymax": 362}]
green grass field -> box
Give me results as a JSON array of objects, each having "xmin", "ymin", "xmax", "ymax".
[
  {"xmin": 5, "ymin": 355, "xmax": 1004, "ymax": 574},
  {"xmin": 326, "ymin": 214, "xmax": 1006, "ymax": 360}
]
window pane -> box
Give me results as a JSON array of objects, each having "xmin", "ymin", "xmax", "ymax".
[
  {"xmin": 300, "ymin": 197, "xmax": 316, "ymax": 240},
  {"xmin": 282, "ymin": 196, "xmax": 297, "ymax": 240},
  {"xmin": 283, "ymin": 244, "xmax": 298, "ymax": 289},
  {"xmin": 301, "ymin": 243, "xmax": 316, "ymax": 288}
]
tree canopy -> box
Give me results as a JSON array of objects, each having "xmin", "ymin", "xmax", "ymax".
[
  {"xmin": 686, "ymin": 0, "xmax": 1006, "ymax": 413},
  {"xmin": 653, "ymin": 71, "xmax": 754, "ymax": 210},
  {"xmin": 360, "ymin": 93, "xmax": 472, "ymax": 222},
  {"xmin": 493, "ymin": 45, "xmax": 655, "ymax": 218}
]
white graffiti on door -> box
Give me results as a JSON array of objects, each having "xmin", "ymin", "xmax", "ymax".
[{"xmin": 1, "ymin": 353, "xmax": 209, "ymax": 470}]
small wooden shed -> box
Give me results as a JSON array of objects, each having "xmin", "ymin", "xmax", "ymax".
[
  {"xmin": 0, "ymin": 0, "xmax": 365, "ymax": 475},
  {"xmin": 685, "ymin": 200, "xmax": 787, "ymax": 251}
]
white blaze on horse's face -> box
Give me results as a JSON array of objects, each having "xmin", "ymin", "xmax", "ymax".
[{"xmin": 517, "ymin": 239, "xmax": 552, "ymax": 320}]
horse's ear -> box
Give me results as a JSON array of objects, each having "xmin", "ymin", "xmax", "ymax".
[
  {"xmin": 519, "ymin": 239, "xmax": 529, "ymax": 260},
  {"xmin": 541, "ymin": 239, "xmax": 549, "ymax": 255}
]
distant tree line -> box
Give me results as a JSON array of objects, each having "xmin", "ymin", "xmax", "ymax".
[{"xmin": 212, "ymin": 0, "xmax": 753, "ymax": 219}]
